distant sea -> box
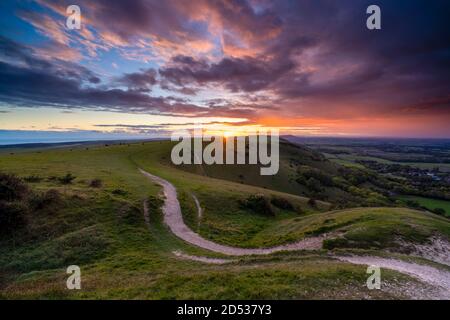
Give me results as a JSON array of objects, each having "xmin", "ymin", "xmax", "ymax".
[
  {"xmin": 0, "ymin": 137, "xmax": 123, "ymax": 146},
  {"xmin": 0, "ymin": 130, "xmax": 166, "ymax": 146}
]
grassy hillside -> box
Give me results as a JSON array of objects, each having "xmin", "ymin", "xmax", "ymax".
[
  {"xmin": 172, "ymin": 139, "xmax": 398, "ymax": 208},
  {"xmin": 0, "ymin": 140, "xmax": 449, "ymax": 299}
]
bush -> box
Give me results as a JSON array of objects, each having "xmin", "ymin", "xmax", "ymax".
[
  {"xmin": 23, "ymin": 175, "xmax": 43, "ymax": 183},
  {"xmin": 58, "ymin": 173, "xmax": 76, "ymax": 184},
  {"xmin": 432, "ymin": 208, "xmax": 446, "ymax": 216},
  {"xmin": 0, "ymin": 173, "xmax": 29, "ymax": 201},
  {"xmin": 270, "ymin": 196, "xmax": 294, "ymax": 210},
  {"xmin": 323, "ymin": 237, "xmax": 350, "ymax": 250},
  {"xmin": 239, "ymin": 194, "xmax": 275, "ymax": 216},
  {"xmin": 117, "ymin": 204, "xmax": 142, "ymax": 224},
  {"xmin": 297, "ymin": 166, "xmax": 334, "ymax": 186},
  {"xmin": 307, "ymin": 198, "xmax": 317, "ymax": 208},
  {"xmin": 0, "ymin": 201, "xmax": 28, "ymax": 234},
  {"xmin": 30, "ymin": 189, "xmax": 61, "ymax": 210},
  {"xmin": 147, "ymin": 195, "xmax": 164, "ymax": 211},
  {"xmin": 306, "ymin": 177, "xmax": 323, "ymax": 193},
  {"xmin": 89, "ymin": 179, "xmax": 103, "ymax": 188},
  {"xmin": 112, "ymin": 188, "xmax": 128, "ymax": 196},
  {"xmin": 405, "ymin": 200, "xmax": 420, "ymax": 208}
]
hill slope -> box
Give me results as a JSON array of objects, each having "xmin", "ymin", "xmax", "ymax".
[
  {"xmin": 0, "ymin": 140, "xmax": 449, "ymax": 299},
  {"xmin": 172, "ymin": 139, "xmax": 397, "ymax": 208}
]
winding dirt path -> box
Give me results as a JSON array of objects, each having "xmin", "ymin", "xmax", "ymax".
[
  {"xmin": 140, "ymin": 169, "xmax": 450, "ymax": 297},
  {"xmin": 336, "ymin": 255, "xmax": 450, "ymax": 299},
  {"xmin": 140, "ymin": 168, "xmax": 332, "ymax": 256}
]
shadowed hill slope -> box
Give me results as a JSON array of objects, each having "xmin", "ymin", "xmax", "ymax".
[{"xmin": 172, "ymin": 139, "xmax": 396, "ymax": 208}]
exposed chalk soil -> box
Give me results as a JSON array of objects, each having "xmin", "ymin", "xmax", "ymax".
[
  {"xmin": 335, "ymin": 255, "xmax": 450, "ymax": 299},
  {"xmin": 393, "ymin": 236, "xmax": 450, "ymax": 267},
  {"xmin": 172, "ymin": 250, "xmax": 233, "ymax": 264}
]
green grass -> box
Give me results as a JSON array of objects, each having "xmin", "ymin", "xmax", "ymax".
[
  {"xmin": 397, "ymin": 195, "xmax": 450, "ymax": 216},
  {"xmin": 320, "ymin": 207, "xmax": 450, "ymax": 249},
  {"xmin": 169, "ymin": 140, "xmax": 364, "ymax": 204},
  {"xmin": 0, "ymin": 140, "xmax": 449, "ymax": 299}
]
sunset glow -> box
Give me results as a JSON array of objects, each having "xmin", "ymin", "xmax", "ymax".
[{"xmin": 0, "ymin": 0, "xmax": 449, "ymax": 142}]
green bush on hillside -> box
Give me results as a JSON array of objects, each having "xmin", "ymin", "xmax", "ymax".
[
  {"xmin": 308, "ymin": 198, "xmax": 317, "ymax": 208},
  {"xmin": 432, "ymin": 207, "xmax": 446, "ymax": 216},
  {"xmin": 239, "ymin": 194, "xmax": 275, "ymax": 216},
  {"xmin": 89, "ymin": 179, "xmax": 103, "ymax": 188},
  {"xmin": 297, "ymin": 166, "xmax": 334, "ymax": 187},
  {"xmin": 58, "ymin": 173, "xmax": 76, "ymax": 184},
  {"xmin": 270, "ymin": 196, "xmax": 294, "ymax": 210},
  {"xmin": 23, "ymin": 175, "xmax": 43, "ymax": 183},
  {"xmin": 30, "ymin": 189, "xmax": 62, "ymax": 210},
  {"xmin": 0, "ymin": 201, "xmax": 28, "ymax": 235},
  {"xmin": 0, "ymin": 173, "xmax": 29, "ymax": 202}
]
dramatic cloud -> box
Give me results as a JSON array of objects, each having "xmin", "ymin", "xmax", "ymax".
[
  {"xmin": 0, "ymin": 0, "xmax": 449, "ymax": 137},
  {"xmin": 160, "ymin": 54, "xmax": 296, "ymax": 92},
  {"xmin": 114, "ymin": 68, "xmax": 158, "ymax": 91}
]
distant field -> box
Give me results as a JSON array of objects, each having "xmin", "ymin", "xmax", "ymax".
[
  {"xmin": 397, "ymin": 195, "xmax": 450, "ymax": 215},
  {"xmin": 402, "ymin": 162, "xmax": 450, "ymax": 172},
  {"xmin": 324, "ymin": 153, "xmax": 450, "ymax": 172}
]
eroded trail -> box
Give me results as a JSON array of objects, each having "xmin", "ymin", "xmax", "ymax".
[
  {"xmin": 336, "ymin": 255, "xmax": 450, "ymax": 299},
  {"xmin": 140, "ymin": 169, "xmax": 331, "ymax": 256},
  {"xmin": 141, "ymin": 169, "xmax": 450, "ymax": 297}
]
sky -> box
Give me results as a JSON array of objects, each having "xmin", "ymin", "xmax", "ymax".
[{"xmin": 0, "ymin": 0, "xmax": 449, "ymax": 143}]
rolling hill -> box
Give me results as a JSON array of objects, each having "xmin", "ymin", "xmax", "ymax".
[
  {"xmin": 172, "ymin": 138, "xmax": 397, "ymax": 208},
  {"xmin": 0, "ymin": 140, "xmax": 449, "ymax": 299}
]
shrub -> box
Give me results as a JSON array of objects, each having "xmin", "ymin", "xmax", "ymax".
[
  {"xmin": 147, "ymin": 195, "xmax": 164, "ymax": 211},
  {"xmin": 295, "ymin": 176, "xmax": 306, "ymax": 185},
  {"xmin": 307, "ymin": 198, "xmax": 317, "ymax": 208},
  {"xmin": 432, "ymin": 208, "xmax": 446, "ymax": 216},
  {"xmin": 239, "ymin": 194, "xmax": 274, "ymax": 216},
  {"xmin": 0, "ymin": 201, "xmax": 28, "ymax": 234},
  {"xmin": 270, "ymin": 196, "xmax": 294, "ymax": 210},
  {"xmin": 117, "ymin": 204, "xmax": 141, "ymax": 224},
  {"xmin": 297, "ymin": 166, "xmax": 334, "ymax": 186},
  {"xmin": 58, "ymin": 173, "xmax": 76, "ymax": 184},
  {"xmin": 30, "ymin": 189, "xmax": 61, "ymax": 210},
  {"xmin": 323, "ymin": 237, "xmax": 350, "ymax": 250},
  {"xmin": 112, "ymin": 188, "xmax": 127, "ymax": 196},
  {"xmin": 0, "ymin": 173, "xmax": 29, "ymax": 201},
  {"xmin": 405, "ymin": 200, "xmax": 420, "ymax": 208},
  {"xmin": 23, "ymin": 175, "xmax": 43, "ymax": 183},
  {"xmin": 89, "ymin": 179, "xmax": 103, "ymax": 188},
  {"xmin": 306, "ymin": 177, "xmax": 323, "ymax": 193},
  {"xmin": 332, "ymin": 176, "xmax": 350, "ymax": 190}
]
